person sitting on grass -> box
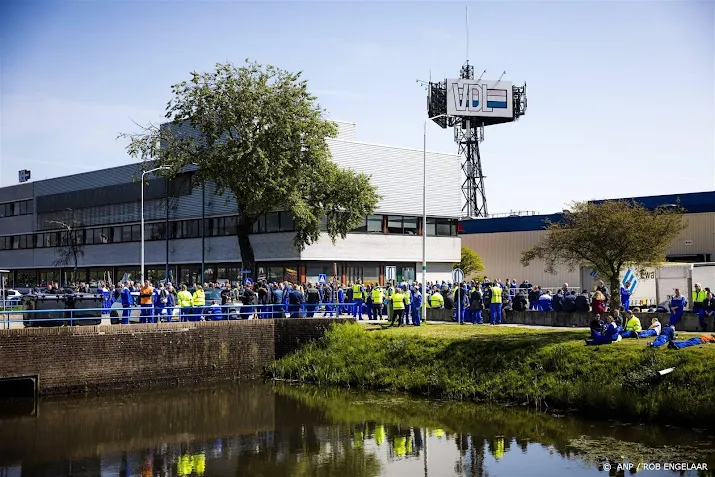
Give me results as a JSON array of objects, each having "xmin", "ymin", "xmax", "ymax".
[
  {"xmin": 589, "ymin": 314, "xmax": 605, "ymax": 339},
  {"xmin": 586, "ymin": 315, "xmax": 622, "ymax": 345},
  {"xmin": 620, "ymin": 310, "xmax": 643, "ymax": 338},
  {"xmin": 648, "ymin": 324, "xmax": 675, "ymax": 348},
  {"xmin": 634, "ymin": 317, "xmax": 661, "ymax": 339},
  {"xmin": 668, "ymin": 334, "xmax": 715, "ymax": 350}
]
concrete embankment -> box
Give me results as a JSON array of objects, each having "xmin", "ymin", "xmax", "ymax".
[{"xmin": 0, "ymin": 318, "xmax": 351, "ymax": 395}]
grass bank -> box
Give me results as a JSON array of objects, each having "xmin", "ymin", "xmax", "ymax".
[{"xmin": 267, "ymin": 323, "xmax": 715, "ymax": 427}]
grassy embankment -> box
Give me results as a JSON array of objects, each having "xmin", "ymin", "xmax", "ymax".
[{"xmin": 268, "ymin": 323, "xmax": 715, "ymax": 427}]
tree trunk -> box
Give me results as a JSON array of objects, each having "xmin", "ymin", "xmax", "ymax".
[
  {"xmin": 608, "ymin": 275, "xmax": 621, "ymax": 315},
  {"xmin": 236, "ymin": 220, "xmax": 256, "ymax": 282}
]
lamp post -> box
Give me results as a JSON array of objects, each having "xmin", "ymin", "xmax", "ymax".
[
  {"xmin": 423, "ymin": 114, "xmax": 448, "ymax": 324},
  {"xmin": 141, "ymin": 166, "xmax": 169, "ymax": 283}
]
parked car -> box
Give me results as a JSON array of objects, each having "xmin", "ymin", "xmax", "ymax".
[{"xmin": 2, "ymin": 289, "xmax": 22, "ymax": 302}]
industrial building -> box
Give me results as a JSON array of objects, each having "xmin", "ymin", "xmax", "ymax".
[
  {"xmin": 0, "ymin": 121, "xmax": 462, "ymax": 288},
  {"xmin": 459, "ymin": 191, "xmax": 715, "ymax": 289}
]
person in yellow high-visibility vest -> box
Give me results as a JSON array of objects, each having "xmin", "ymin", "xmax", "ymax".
[
  {"xmin": 403, "ymin": 286, "xmax": 412, "ymax": 324},
  {"xmin": 490, "ymin": 284, "xmax": 503, "ymax": 325},
  {"xmin": 391, "ymin": 288, "xmax": 405, "ymax": 326},
  {"xmin": 693, "ymin": 283, "xmax": 708, "ymax": 330},
  {"xmin": 352, "ymin": 281, "xmax": 365, "ymax": 320},
  {"xmin": 177, "ymin": 285, "xmax": 193, "ymax": 323},
  {"xmin": 371, "ymin": 286, "xmax": 384, "ymax": 321},
  {"xmin": 429, "ymin": 288, "xmax": 444, "ymax": 308}
]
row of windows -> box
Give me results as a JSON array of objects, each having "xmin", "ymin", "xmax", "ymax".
[
  {"xmin": 0, "ymin": 214, "xmax": 459, "ymax": 250},
  {"xmin": 0, "ymin": 199, "xmax": 33, "ymax": 218}
]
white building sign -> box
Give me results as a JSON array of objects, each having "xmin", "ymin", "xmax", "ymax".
[{"xmin": 446, "ymin": 79, "xmax": 513, "ymax": 119}]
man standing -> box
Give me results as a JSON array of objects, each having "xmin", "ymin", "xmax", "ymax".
[
  {"xmin": 489, "ymin": 282, "xmax": 503, "ymax": 325},
  {"xmin": 621, "ymin": 281, "xmax": 633, "ymax": 312},
  {"xmin": 411, "ymin": 286, "xmax": 423, "ymax": 326},
  {"xmin": 352, "ymin": 280, "xmax": 365, "ymax": 320},
  {"xmin": 120, "ymin": 281, "xmax": 133, "ymax": 325},
  {"xmin": 668, "ymin": 289, "xmax": 687, "ymax": 326},
  {"xmin": 370, "ymin": 286, "xmax": 384, "ymax": 321},
  {"xmin": 390, "ymin": 287, "xmax": 405, "ymax": 327},
  {"xmin": 692, "ymin": 283, "xmax": 707, "ymax": 330}
]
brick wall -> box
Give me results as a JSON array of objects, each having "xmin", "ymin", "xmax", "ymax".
[{"xmin": 0, "ymin": 318, "xmax": 351, "ymax": 395}]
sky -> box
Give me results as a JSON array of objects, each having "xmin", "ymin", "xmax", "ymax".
[{"xmin": 0, "ymin": 0, "xmax": 713, "ymax": 215}]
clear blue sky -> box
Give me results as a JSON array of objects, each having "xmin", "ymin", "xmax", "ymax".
[{"xmin": 1, "ymin": 0, "xmax": 713, "ymax": 214}]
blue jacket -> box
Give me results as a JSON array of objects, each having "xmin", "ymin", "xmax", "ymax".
[
  {"xmin": 603, "ymin": 323, "xmax": 619, "ymax": 340},
  {"xmin": 120, "ymin": 288, "xmax": 132, "ymax": 307},
  {"xmin": 670, "ymin": 296, "xmax": 687, "ymax": 313}
]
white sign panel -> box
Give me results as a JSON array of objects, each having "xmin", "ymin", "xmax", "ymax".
[
  {"xmin": 452, "ymin": 268, "xmax": 465, "ymax": 283},
  {"xmin": 385, "ymin": 266, "xmax": 396, "ymax": 282},
  {"xmin": 446, "ymin": 79, "xmax": 513, "ymax": 118}
]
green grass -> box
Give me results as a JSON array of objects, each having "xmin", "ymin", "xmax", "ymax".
[{"xmin": 268, "ymin": 323, "xmax": 715, "ymax": 427}]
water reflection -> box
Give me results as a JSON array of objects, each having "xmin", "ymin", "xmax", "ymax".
[{"xmin": 0, "ymin": 382, "xmax": 713, "ymax": 477}]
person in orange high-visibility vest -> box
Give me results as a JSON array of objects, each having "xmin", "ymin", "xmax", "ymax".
[{"xmin": 139, "ymin": 280, "xmax": 154, "ymax": 324}]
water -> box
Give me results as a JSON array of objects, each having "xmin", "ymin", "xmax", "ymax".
[{"xmin": 0, "ymin": 382, "xmax": 713, "ymax": 477}]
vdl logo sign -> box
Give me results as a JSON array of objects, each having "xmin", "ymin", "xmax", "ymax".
[{"xmin": 446, "ymin": 79, "xmax": 513, "ymax": 118}]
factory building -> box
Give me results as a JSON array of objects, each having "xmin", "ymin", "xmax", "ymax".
[
  {"xmin": 0, "ymin": 121, "xmax": 462, "ymax": 288},
  {"xmin": 459, "ymin": 191, "xmax": 715, "ymax": 289}
]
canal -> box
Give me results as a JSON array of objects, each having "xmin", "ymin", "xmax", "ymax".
[{"xmin": 0, "ymin": 383, "xmax": 713, "ymax": 476}]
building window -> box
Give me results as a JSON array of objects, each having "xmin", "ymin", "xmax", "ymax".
[
  {"xmin": 367, "ymin": 215, "xmax": 382, "ymax": 233},
  {"xmin": 266, "ymin": 212, "xmax": 280, "ymax": 233},
  {"xmin": 436, "ymin": 218, "xmax": 451, "ymax": 236},
  {"xmin": 278, "ymin": 212, "xmax": 293, "ymax": 232},
  {"xmin": 351, "ymin": 216, "xmax": 367, "ymax": 233},
  {"xmin": 426, "ymin": 218, "xmax": 437, "ymax": 236},
  {"xmin": 224, "ymin": 216, "xmax": 238, "ymax": 235},
  {"xmin": 182, "ymin": 220, "xmax": 199, "ymax": 238},
  {"xmin": 35, "ymin": 234, "xmax": 45, "ymax": 248},
  {"xmin": 252, "ymin": 215, "xmax": 265, "ymax": 233},
  {"xmin": 113, "ymin": 226, "xmax": 124, "ymax": 243},
  {"xmin": 387, "ymin": 216, "xmax": 403, "ymax": 234},
  {"xmin": 403, "ymin": 217, "xmax": 418, "ymax": 235},
  {"xmin": 3, "ymin": 203, "xmax": 13, "ymax": 217}
]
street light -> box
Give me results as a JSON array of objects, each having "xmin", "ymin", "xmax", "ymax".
[
  {"xmin": 141, "ymin": 166, "xmax": 170, "ymax": 283},
  {"xmin": 423, "ymin": 114, "xmax": 448, "ymax": 323}
]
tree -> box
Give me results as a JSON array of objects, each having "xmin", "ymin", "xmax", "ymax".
[
  {"xmin": 454, "ymin": 246, "xmax": 485, "ymax": 279},
  {"xmin": 50, "ymin": 209, "xmax": 85, "ymax": 286},
  {"xmin": 121, "ymin": 61, "xmax": 380, "ymax": 277},
  {"xmin": 521, "ymin": 200, "xmax": 686, "ymax": 312}
]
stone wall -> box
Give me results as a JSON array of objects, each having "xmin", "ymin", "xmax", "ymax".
[
  {"xmin": 0, "ymin": 318, "xmax": 351, "ymax": 395},
  {"xmin": 426, "ymin": 308, "xmax": 704, "ymax": 332}
]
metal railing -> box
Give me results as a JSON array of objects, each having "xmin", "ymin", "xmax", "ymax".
[{"xmin": 0, "ymin": 302, "xmax": 360, "ymax": 329}]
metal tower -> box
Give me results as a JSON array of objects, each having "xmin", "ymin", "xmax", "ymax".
[
  {"xmin": 426, "ymin": 63, "xmax": 527, "ymax": 218},
  {"xmin": 455, "ymin": 61, "xmax": 488, "ymax": 217}
]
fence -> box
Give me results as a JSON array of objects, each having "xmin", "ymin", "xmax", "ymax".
[{"xmin": 0, "ymin": 302, "xmax": 360, "ymax": 329}]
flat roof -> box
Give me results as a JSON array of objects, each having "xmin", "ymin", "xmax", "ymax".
[{"xmin": 460, "ymin": 190, "xmax": 715, "ymax": 234}]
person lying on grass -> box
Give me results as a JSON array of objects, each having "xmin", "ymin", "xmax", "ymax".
[
  {"xmin": 667, "ymin": 334, "xmax": 715, "ymax": 350},
  {"xmin": 648, "ymin": 325, "xmax": 676, "ymax": 348}
]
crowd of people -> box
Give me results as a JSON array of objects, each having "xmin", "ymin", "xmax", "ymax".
[{"xmin": 25, "ymin": 276, "xmax": 715, "ymax": 335}]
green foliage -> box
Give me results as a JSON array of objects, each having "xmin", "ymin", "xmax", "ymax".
[
  {"xmin": 521, "ymin": 200, "xmax": 686, "ymax": 310},
  {"xmin": 453, "ymin": 246, "xmax": 485, "ymax": 279},
  {"xmin": 120, "ymin": 61, "xmax": 380, "ymax": 272},
  {"xmin": 268, "ymin": 323, "xmax": 715, "ymax": 428}
]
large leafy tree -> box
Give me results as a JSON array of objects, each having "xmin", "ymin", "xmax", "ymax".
[
  {"xmin": 521, "ymin": 200, "xmax": 685, "ymax": 311},
  {"xmin": 454, "ymin": 246, "xmax": 485, "ymax": 279},
  {"xmin": 121, "ymin": 61, "xmax": 379, "ymax": 277}
]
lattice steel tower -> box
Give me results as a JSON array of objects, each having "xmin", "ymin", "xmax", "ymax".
[{"xmin": 427, "ymin": 62, "xmax": 527, "ymax": 218}]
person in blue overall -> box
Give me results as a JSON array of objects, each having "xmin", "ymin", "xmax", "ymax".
[
  {"xmin": 469, "ymin": 287, "xmax": 483, "ymax": 324},
  {"xmin": 100, "ymin": 284, "xmax": 110, "ymax": 314},
  {"xmin": 636, "ymin": 317, "xmax": 661, "ymax": 338},
  {"xmin": 538, "ymin": 290, "xmax": 553, "ymax": 312},
  {"xmin": 272, "ymin": 284, "xmax": 284, "ymax": 319},
  {"xmin": 337, "ymin": 285, "xmax": 345, "ymax": 316},
  {"xmin": 620, "ymin": 281, "xmax": 632, "ymax": 312},
  {"xmin": 668, "ymin": 289, "xmax": 687, "ymax": 326},
  {"xmin": 205, "ymin": 300, "xmax": 223, "ymax": 320},
  {"xmin": 411, "ymin": 286, "xmax": 422, "ymax": 326},
  {"xmin": 668, "ymin": 334, "xmax": 715, "ymax": 349},
  {"xmin": 120, "ymin": 281, "xmax": 133, "ymax": 325},
  {"xmin": 692, "ymin": 283, "xmax": 707, "ymax": 330},
  {"xmin": 648, "ymin": 325, "xmax": 675, "ymax": 348},
  {"xmin": 586, "ymin": 315, "xmax": 621, "ymax": 345}
]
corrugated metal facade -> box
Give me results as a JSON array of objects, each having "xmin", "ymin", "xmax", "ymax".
[
  {"xmin": 326, "ymin": 139, "xmax": 462, "ymax": 218},
  {"xmin": 666, "ymin": 212, "xmax": 715, "ymax": 257},
  {"xmin": 459, "ymin": 230, "xmax": 581, "ymax": 288},
  {"xmin": 459, "ymin": 211, "xmax": 715, "ymax": 289},
  {"xmin": 334, "ymin": 121, "xmax": 357, "ymax": 141}
]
